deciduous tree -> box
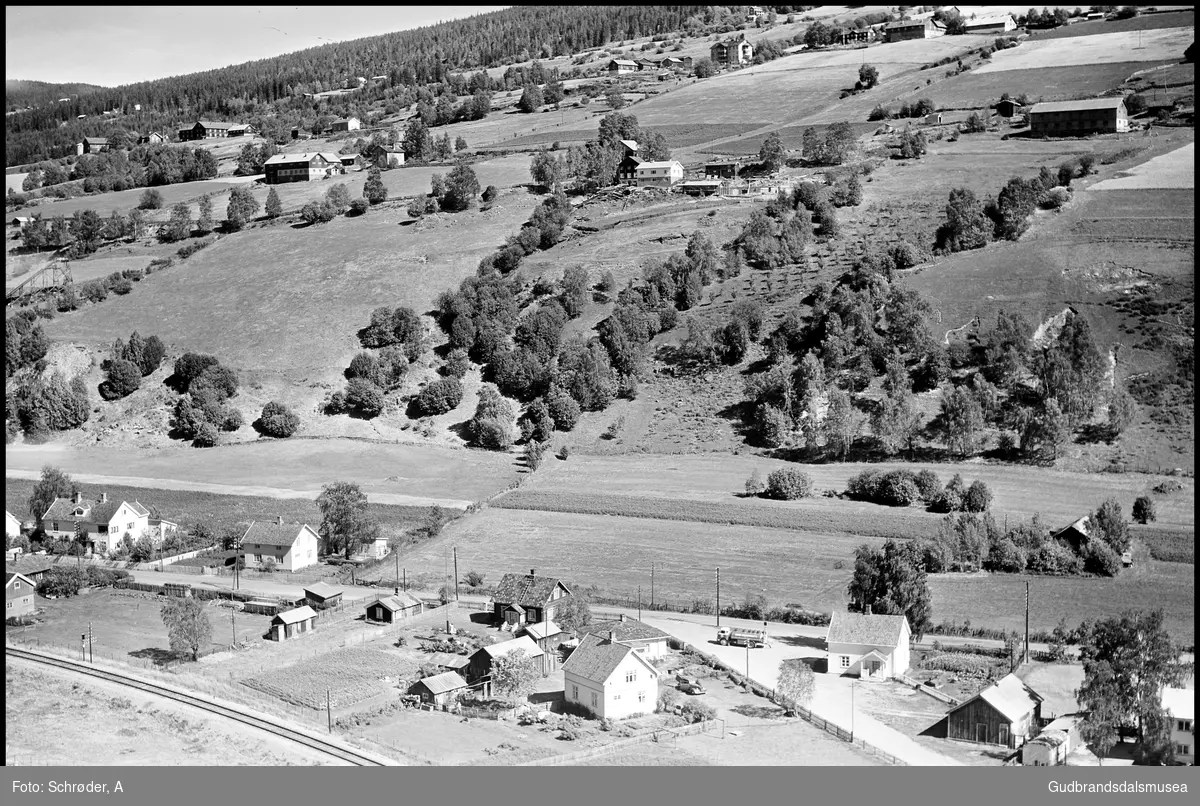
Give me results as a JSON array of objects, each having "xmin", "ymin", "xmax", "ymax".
[{"xmin": 160, "ymin": 597, "xmax": 213, "ymax": 662}]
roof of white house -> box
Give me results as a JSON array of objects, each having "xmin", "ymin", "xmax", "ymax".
[
  {"xmin": 610, "ymin": 59, "xmax": 638, "ymax": 67},
  {"xmin": 263, "ymin": 152, "xmax": 341, "ymax": 166},
  {"xmin": 964, "ymin": 673, "xmax": 1043, "ymax": 722},
  {"xmin": 579, "ymin": 617, "xmax": 670, "ymax": 643},
  {"xmin": 1044, "ymin": 714, "xmax": 1082, "ymax": 733},
  {"xmin": 562, "ymin": 632, "xmax": 657, "ymax": 684},
  {"xmin": 416, "ymin": 671, "xmax": 469, "ymax": 695},
  {"xmin": 1030, "ymin": 98, "xmax": 1126, "ymax": 115},
  {"xmin": 635, "ymin": 160, "xmax": 681, "ymax": 171},
  {"xmin": 1162, "ymin": 687, "xmax": 1194, "ymax": 721},
  {"xmin": 242, "ymin": 520, "xmax": 313, "ymax": 547},
  {"xmin": 827, "ymin": 612, "xmax": 910, "ymax": 647},
  {"xmin": 1028, "ymin": 729, "xmax": 1070, "ymax": 749},
  {"xmin": 274, "ymin": 605, "xmax": 317, "ymax": 625},
  {"xmin": 368, "ymin": 591, "xmax": 423, "ymax": 611},
  {"xmin": 619, "ymin": 139, "xmax": 639, "ymax": 152},
  {"xmin": 477, "ymin": 635, "xmax": 544, "ymax": 659},
  {"xmin": 963, "ymin": 14, "xmax": 1014, "ymax": 26}
]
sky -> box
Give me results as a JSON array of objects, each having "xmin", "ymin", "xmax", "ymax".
[{"xmin": 5, "ymin": 6, "xmax": 507, "ymax": 87}]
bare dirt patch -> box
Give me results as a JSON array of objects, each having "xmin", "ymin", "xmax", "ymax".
[{"xmin": 1089, "ymin": 142, "xmax": 1194, "ymax": 190}]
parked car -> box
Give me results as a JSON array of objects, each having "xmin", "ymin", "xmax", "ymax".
[{"xmin": 680, "ymin": 680, "xmax": 707, "ymax": 695}]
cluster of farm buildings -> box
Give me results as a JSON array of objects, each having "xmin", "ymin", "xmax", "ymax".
[{"xmin": 6, "ymin": 489, "xmax": 1194, "ymax": 767}]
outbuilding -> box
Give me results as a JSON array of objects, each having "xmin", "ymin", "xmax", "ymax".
[
  {"xmin": 411, "ymin": 671, "xmax": 469, "ymax": 707},
  {"xmin": 304, "ymin": 582, "xmax": 343, "ymax": 609},
  {"xmin": 947, "ymin": 673, "xmax": 1044, "ymax": 749},
  {"xmin": 364, "ymin": 591, "xmax": 424, "ymax": 623},
  {"xmin": 1029, "ymin": 98, "xmax": 1129, "ymax": 137},
  {"xmin": 269, "ymin": 605, "xmax": 318, "ymax": 641},
  {"xmin": 995, "ymin": 99, "xmax": 1023, "ymax": 118}
]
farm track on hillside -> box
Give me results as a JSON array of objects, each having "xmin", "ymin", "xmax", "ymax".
[{"xmin": 5, "ymin": 645, "xmax": 390, "ymax": 766}]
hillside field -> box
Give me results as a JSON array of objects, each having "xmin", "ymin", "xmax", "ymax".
[{"xmin": 974, "ymin": 27, "xmax": 1193, "ymax": 74}]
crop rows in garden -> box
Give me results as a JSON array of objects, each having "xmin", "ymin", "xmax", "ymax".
[{"xmin": 242, "ymin": 648, "xmax": 412, "ymax": 710}]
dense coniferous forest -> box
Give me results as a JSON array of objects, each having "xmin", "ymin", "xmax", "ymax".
[{"xmin": 5, "ymin": 5, "xmax": 711, "ymax": 166}]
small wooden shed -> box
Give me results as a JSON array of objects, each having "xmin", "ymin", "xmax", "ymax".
[
  {"xmin": 270, "ymin": 605, "xmax": 317, "ymax": 641},
  {"xmin": 304, "ymin": 582, "xmax": 343, "ymax": 609},
  {"xmin": 365, "ymin": 591, "xmax": 423, "ymax": 623},
  {"xmin": 411, "ymin": 671, "xmax": 469, "ymax": 707}
]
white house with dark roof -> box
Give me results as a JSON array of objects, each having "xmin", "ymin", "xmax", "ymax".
[
  {"xmin": 6, "ymin": 510, "xmax": 21, "ymax": 540},
  {"xmin": 241, "ymin": 519, "xmax": 320, "ymax": 572},
  {"xmin": 635, "ymin": 160, "xmax": 684, "ymax": 188},
  {"xmin": 39, "ymin": 492, "xmax": 172, "ymax": 556},
  {"xmin": 578, "ymin": 614, "xmax": 671, "ymax": 659},
  {"xmin": 562, "ymin": 631, "xmax": 660, "ymax": 720},
  {"xmin": 825, "ymin": 611, "xmax": 912, "ymax": 680}
]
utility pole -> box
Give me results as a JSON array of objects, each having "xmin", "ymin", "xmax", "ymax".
[
  {"xmin": 453, "ymin": 547, "xmax": 459, "ymax": 601},
  {"xmin": 88, "ymin": 622, "xmax": 93, "ymax": 664},
  {"xmin": 638, "ymin": 586, "xmax": 642, "ymax": 621},
  {"xmin": 403, "ymin": 568, "xmax": 407, "ymax": 592},
  {"xmin": 327, "ymin": 688, "xmax": 332, "ymax": 734},
  {"xmin": 851, "ymin": 682, "xmax": 856, "ymax": 741},
  {"xmin": 715, "ymin": 567, "xmax": 721, "ymax": 628},
  {"xmin": 395, "ymin": 550, "xmax": 400, "ymax": 596},
  {"xmin": 231, "ymin": 609, "xmax": 236, "ymax": 648},
  {"xmin": 651, "ymin": 562, "xmax": 655, "ymax": 609},
  {"xmin": 1024, "ymin": 580, "xmax": 1030, "ymax": 665}
]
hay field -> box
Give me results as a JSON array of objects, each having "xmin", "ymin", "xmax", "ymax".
[
  {"xmin": 1029, "ymin": 9, "xmax": 1194, "ymax": 40},
  {"xmin": 40, "ymin": 185, "xmax": 538, "ymax": 377},
  {"xmin": 972, "ymin": 27, "xmax": 1193, "ymax": 74},
  {"xmin": 631, "ymin": 38, "xmax": 974, "ymax": 128},
  {"xmin": 1089, "ymin": 142, "xmax": 1194, "ymax": 190}
]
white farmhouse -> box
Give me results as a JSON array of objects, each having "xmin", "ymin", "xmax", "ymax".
[
  {"xmin": 39, "ymin": 492, "xmax": 174, "ymax": 556},
  {"xmin": 5, "ymin": 510, "xmax": 21, "ymax": 540},
  {"xmin": 562, "ymin": 631, "xmax": 660, "ymax": 720},
  {"xmin": 577, "ymin": 614, "xmax": 671, "ymax": 660},
  {"xmin": 635, "ymin": 160, "xmax": 684, "ymax": 188},
  {"xmin": 825, "ymin": 611, "xmax": 912, "ymax": 680},
  {"xmin": 240, "ymin": 518, "xmax": 321, "ymax": 572}
]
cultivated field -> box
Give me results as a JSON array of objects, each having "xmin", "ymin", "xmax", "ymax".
[
  {"xmin": 4, "ymin": 661, "xmax": 337, "ymax": 766},
  {"xmin": 1089, "ymin": 142, "xmax": 1194, "ymax": 190},
  {"xmin": 1028, "ymin": 10, "xmax": 1195, "ymax": 40},
  {"xmin": 972, "ymin": 27, "xmax": 1193, "ymax": 74},
  {"xmin": 6, "ymin": 437, "xmax": 519, "ymax": 507},
  {"xmin": 8, "ymin": 589, "xmax": 274, "ymax": 664},
  {"xmin": 243, "ymin": 647, "xmax": 414, "ymax": 710}
]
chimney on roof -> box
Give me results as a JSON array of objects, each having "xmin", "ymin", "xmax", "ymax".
[
  {"xmin": 277, "ymin": 516, "xmax": 284, "ymax": 526},
  {"xmin": 529, "ymin": 568, "xmax": 536, "ymax": 577},
  {"xmin": 620, "ymin": 613, "xmax": 627, "ymax": 623},
  {"xmin": 608, "ymin": 631, "xmax": 617, "ymax": 644},
  {"xmin": 73, "ymin": 491, "xmax": 83, "ymax": 504},
  {"xmin": 865, "ymin": 604, "xmax": 872, "ymax": 615},
  {"xmin": 100, "ymin": 492, "xmax": 107, "ymax": 504}
]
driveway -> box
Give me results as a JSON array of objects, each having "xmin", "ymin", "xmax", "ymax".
[{"xmin": 639, "ymin": 613, "xmax": 962, "ymax": 766}]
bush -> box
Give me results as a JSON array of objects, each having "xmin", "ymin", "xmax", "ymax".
[
  {"xmin": 221, "ymin": 409, "xmax": 244, "ymax": 432},
  {"xmin": 546, "ymin": 387, "xmax": 580, "ymax": 431},
  {"xmin": 481, "ymin": 185, "xmax": 498, "ymax": 203},
  {"xmin": 194, "ymin": 421, "xmax": 219, "ymax": 448},
  {"xmin": 138, "ymin": 189, "xmax": 163, "ymax": 210},
  {"xmin": 988, "ymin": 538, "xmax": 1027, "ymax": 573},
  {"xmin": 679, "ymin": 700, "xmax": 716, "ymax": 724},
  {"xmin": 765, "ymin": 468, "xmax": 814, "ymax": 500},
  {"xmin": 963, "ymin": 480, "xmax": 992, "ymax": 513},
  {"xmin": 102, "ymin": 358, "xmax": 142, "ymax": 400},
  {"xmin": 919, "ymin": 652, "xmax": 993, "ymax": 677},
  {"xmin": 346, "ymin": 378, "xmax": 386, "ymax": 418},
  {"xmin": 877, "ymin": 471, "xmax": 920, "ymax": 507},
  {"xmin": 465, "ymin": 571, "xmax": 485, "ymax": 587},
  {"xmin": 915, "ymin": 470, "xmax": 942, "ymax": 501},
  {"xmin": 1081, "ymin": 539, "xmax": 1120, "ymax": 576},
  {"xmin": 416, "ymin": 377, "xmax": 463, "ymax": 416},
  {"xmin": 1027, "ymin": 541, "xmax": 1083, "ymax": 576},
  {"xmin": 349, "ymin": 198, "xmax": 370, "ymax": 216},
  {"xmin": 259, "ymin": 401, "xmax": 300, "ymax": 438},
  {"xmin": 1040, "ymin": 187, "xmax": 1071, "ymax": 210},
  {"xmin": 473, "ymin": 417, "xmax": 515, "ymax": 450}
]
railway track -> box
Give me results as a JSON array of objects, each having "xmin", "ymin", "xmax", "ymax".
[{"xmin": 5, "ymin": 645, "xmax": 390, "ymax": 766}]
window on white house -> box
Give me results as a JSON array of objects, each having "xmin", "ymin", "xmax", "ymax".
[
  {"xmin": 626, "ymin": 671, "xmax": 636, "ymax": 683},
  {"xmin": 591, "ymin": 692, "xmax": 598, "ymax": 709},
  {"xmin": 1179, "ymin": 720, "xmax": 1191, "ymax": 732},
  {"xmin": 13, "ymin": 582, "xmax": 19, "ymax": 589},
  {"xmin": 572, "ymin": 686, "xmax": 578, "ymax": 701},
  {"xmin": 841, "ymin": 656, "xmax": 851, "ymax": 668},
  {"xmin": 638, "ymin": 691, "xmax": 645, "ymax": 703},
  {"xmin": 614, "ymin": 694, "xmax": 620, "ymax": 700},
  {"xmin": 1177, "ymin": 744, "xmax": 1190, "ymax": 756}
]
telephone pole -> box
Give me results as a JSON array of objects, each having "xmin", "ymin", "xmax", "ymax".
[
  {"xmin": 638, "ymin": 586, "xmax": 642, "ymax": 621},
  {"xmin": 715, "ymin": 567, "xmax": 721, "ymax": 628},
  {"xmin": 453, "ymin": 547, "xmax": 459, "ymax": 601},
  {"xmin": 395, "ymin": 550, "xmax": 400, "ymax": 596},
  {"xmin": 651, "ymin": 562, "xmax": 656, "ymax": 608},
  {"xmin": 1024, "ymin": 580, "xmax": 1030, "ymax": 664}
]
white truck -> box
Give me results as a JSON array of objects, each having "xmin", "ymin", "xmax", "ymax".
[{"xmin": 716, "ymin": 626, "xmax": 769, "ymax": 648}]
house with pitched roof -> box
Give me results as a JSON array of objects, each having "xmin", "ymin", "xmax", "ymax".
[
  {"xmin": 303, "ymin": 582, "xmax": 342, "ymax": 608},
  {"xmin": 635, "ymin": 160, "xmax": 684, "ymax": 188},
  {"xmin": 411, "ymin": 671, "xmax": 470, "ymax": 707},
  {"xmin": 492, "ymin": 569, "xmax": 572, "ymax": 628},
  {"xmin": 364, "ymin": 591, "xmax": 424, "ymax": 623},
  {"xmin": 328, "ymin": 117, "xmax": 361, "ymax": 133},
  {"xmin": 137, "ymin": 131, "xmax": 166, "ymax": 145},
  {"xmin": 80, "ymin": 136, "xmax": 110, "ymax": 154},
  {"xmin": 562, "ymin": 631, "xmax": 660, "ymax": 720},
  {"xmin": 263, "ymin": 152, "xmax": 344, "ymax": 184},
  {"xmin": 947, "ymin": 673, "xmax": 1044, "ymax": 748},
  {"xmin": 6, "ymin": 556, "xmax": 53, "ymax": 584},
  {"xmin": 178, "ymin": 120, "xmax": 241, "ymax": 141},
  {"xmin": 1029, "ymin": 98, "xmax": 1129, "ymax": 136},
  {"xmin": 607, "ymin": 59, "xmax": 639, "ymax": 76},
  {"xmin": 578, "ymin": 614, "xmax": 671, "ymax": 659},
  {"xmin": 467, "ymin": 635, "xmax": 547, "ymax": 691},
  {"xmin": 39, "ymin": 491, "xmax": 171, "ymax": 556},
  {"xmin": 826, "ymin": 611, "xmax": 912, "ymax": 680},
  {"xmin": 240, "ymin": 519, "xmax": 320, "ymax": 572},
  {"xmin": 519, "ymin": 619, "xmax": 564, "ymax": 656},
  {"xmin": 6, "ymin": 510, "xmax": 20, "ymax": 540},
  {"xmin": 6, "ymin": 571, "xmax": 36, "ymax": 619}
]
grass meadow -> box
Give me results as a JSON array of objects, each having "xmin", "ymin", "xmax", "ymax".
[
  {"xmin": 973, "ymin": 26, "xmax": 1193, "ymax": 74},
  {"xmin": 1027, "ymin": 10, "xmax": 1195, "ymax": 41}
]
